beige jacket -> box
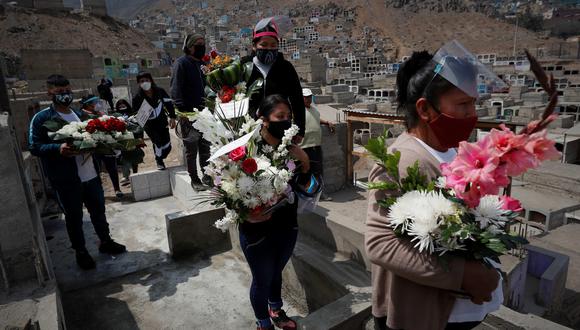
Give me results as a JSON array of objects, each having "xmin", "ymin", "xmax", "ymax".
[{"xmin": 365, "ymin": 132, "xmax": 466, "ymax": 330}]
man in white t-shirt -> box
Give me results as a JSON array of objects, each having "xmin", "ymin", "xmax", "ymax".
[{"xmin": 29, "ymin": 74, "xmax": 126, "ymax": 270}]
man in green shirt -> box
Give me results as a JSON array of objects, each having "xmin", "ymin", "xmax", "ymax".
[{"xmin": 300, "ymin": 88, "xmax": 335, "ymax": 201}]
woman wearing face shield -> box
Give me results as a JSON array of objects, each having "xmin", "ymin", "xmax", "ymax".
[
  {"xmin": 365, "ymin": 45, "xmax": 503, "ymax": 330},
  {"xmin": 80, "ymin": 94, "xmax": 123, "ymax": 198},
  {"xmin": 132, "ymin": 72, "xmax": 177, "ymax": 170},
  {"xmin": 243, "ymin": 17, "xmax": 306, "ymax": 144}
]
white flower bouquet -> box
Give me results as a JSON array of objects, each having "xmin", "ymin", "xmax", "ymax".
[
  {"xmin": 192, "ymin": 109, "xmax": 300, "ymax": 231},
  {"xmin": 43, "ymin": 115, "xmax": 145, "ymax": 154}
]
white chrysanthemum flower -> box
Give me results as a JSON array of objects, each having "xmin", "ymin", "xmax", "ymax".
[
  {"xmin": 99, "ymin": 115, "xmax": 110, "ymax": 121},
  {"xmin": 237, "ymin": 175, "xmax": 255, "ymax": 195},
  {"xmin": 273, "ymin": 178, "xmax": 289, "ymax": 195},
  {"xmin": 214, "ymin": 209, "xmax": 238, "ymax": 232},
  {"xmin": 256, "ymin": 178, "xmax": 275, "ymax": 202},
  {"xmin": 388, "ymin": 190, "xmax": 457, "ymax": 254},
  {"xmin": 472, "ymin": 195, "xmax": 508, "ymax": 229},
  {"xmin": 221, "ymin": 180, "xmax": 240, "ymax": 200},
  {"xmin": 261, "ymin": 145, "xmax": 274, "ymax": 154},
  {"xmin": 243, "ymin": 196, "xmax": 261, "ymax": 208},
  {"xmin": 254, "ymin": 155, "xmax": 272, "ymax": 171}
]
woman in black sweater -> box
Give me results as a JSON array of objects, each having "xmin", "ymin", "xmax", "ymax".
[{"xmin": 243, "ymin": 17, "xmax": 306, "ymax": 143}]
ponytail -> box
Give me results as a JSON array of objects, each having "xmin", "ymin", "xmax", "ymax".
[{"xmin": 396, "ymin": 51, "xmax": 454, "ymax": 129}]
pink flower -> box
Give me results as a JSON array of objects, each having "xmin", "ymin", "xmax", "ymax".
[
  {"xmin": 499, "ymin": 195, "xmax": 523, "ymax": 212},
  {"xmin": 525, "ymin": 130, "xmax": 561, "ymax": 162},
  {"xmin": 501, "ymin": 148, "xmax": 538, "ymax": 177},
  {"xmin": 488, "ymin": 125, "xmax": 527, "ymax": 157},
  {"xmin": 228, "ymin": 146, "xmax": 246, "ymax": 162},
  {"xmin": 450, "ymin": 139, "xmax": 500, "ymax": 186}
]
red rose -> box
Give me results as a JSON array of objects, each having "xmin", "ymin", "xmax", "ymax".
[
  {"xmin": 202, "ymin": 54, "xmax": 210, "ymax": 62},
  {"xmin": 241, "ymin": 158, "xmax": 258, "ymax": 174},
  {"xmin": 86, "ymin": 119, "xmax": 101, "ymax": 133},
  {"xmin": 228, "ymin": 146, "xmax": 246, "ymax": 161},
  {"xmin": 210, "ymin": 50, "xmax": 218, "ymax": 59},
  {"xmin": 220, "ymin": 93, "xmax": 233, "ymax": 103}
]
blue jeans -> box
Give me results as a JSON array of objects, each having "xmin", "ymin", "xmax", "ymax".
[
  {"xmin": 53, "ymin": 177, "xmax": 111, "ymax": 250},
  {"xmin": 239, "ymin": 226, "xmax": 298, "ymax": 322}
]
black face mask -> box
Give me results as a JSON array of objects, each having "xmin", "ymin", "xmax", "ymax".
[
  {"xmin": 192, "ymin": 45, "xmax": 206, "ymax": 59},
  {"xmin": 267, "ymin": 120, "xmax": 292, "ymax": 140},
  {"xmin": 256, "ymin": 49, "xmax": 278, "ymax": 65},
  {"xmin": 53, "ymin": 92, "xmax": 73, "ymax": 107}
]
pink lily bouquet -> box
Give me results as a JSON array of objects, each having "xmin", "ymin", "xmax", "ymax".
[{"xmin": 366, "ymin": 49, "xmax": 560, "ymax": 264}]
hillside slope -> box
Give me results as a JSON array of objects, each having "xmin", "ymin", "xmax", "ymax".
[{"xmin": 0, "ymin": 5, "xmax": 158, "ymax": 59}]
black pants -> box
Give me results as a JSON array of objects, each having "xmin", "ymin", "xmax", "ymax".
[
  {"xmin": 53, "ymin": 177, "xmax": 111, "ymax": 250},
  {"xmin": 239, "ymin": 227, "xmax": 298, "ymax": 322},
  {"xmin": 144, "ymin": 115, "xmax": 172, "ymax": 162},
  {"xmin": 96, "ymin": 154, "xmax": 120, "ymax": 191},
  {"xmin": 104, "ymin": 97, "xmax": 114, "ymax": 113},
  {"xmin": 177, "ymin": 118, "xmax": 210, "ymax": 180},
  {"xmin": 303, "ymin": 146, "xmax": 323, "ymax": 177},
  {"xmin": 373, "ymin": 316, "xmax": 481, "ymax": 330}
]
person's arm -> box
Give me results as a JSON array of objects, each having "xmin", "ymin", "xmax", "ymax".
[
  {"xmin": 286, "ymin": 62, "xmax": 306, "ymax": 138},
  {"xmin": 364, "ymin": 161, "xmax": 465, "ymax": 291},
  {"xmin": 289, "ymin": 144, "xmax": 310, "ymax": 173},
  {"xmin": 170, "ymin": 60, "xmax": 186, "ymax": 111},
  {"xmin": 320, "ymin": 118, "xmax": 336, "ymax": 133},
  {"xmin": 28, "ymin": 113, "xmax": 63, "ymax": 157},
  {"xmin": 160, "ymin": 88, "xmax": 177, "ymax": 119}
]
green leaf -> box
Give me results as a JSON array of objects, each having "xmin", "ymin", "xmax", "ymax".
[
  {"xmin": 42, "ymin": 118, "xmax": 68, "ymax": 132},
  {"xmin": 246, "ymin": 78, "xmax": 264, "ymax": 98},
  {"xmin": 378, "ymin": 197, "xmax": 397, "ymax": 209},
  {"xmin": 367, "ymin": 181, "xmax": 399, "ymax": 191}
]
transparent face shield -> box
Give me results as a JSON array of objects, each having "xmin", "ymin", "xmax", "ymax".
[
  {"xmin": 294, "ymin": 174, "xmax": 323, "ymax": 214},
  {"xmin": 254, "ymin": 16, "xmax": 293, "ymax": 39},
  {"xmin": 427, "ymin": 40, "xmax": 508, "ymax": 98}
]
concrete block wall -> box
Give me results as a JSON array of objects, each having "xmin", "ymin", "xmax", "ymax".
[
  {"xmin": 321, "ymin": 123, "xmax": 347, "ymax": 193},
  {"xmin": 520, "ymin": 161, "xmax": 580, "ymax": 201},
  {"xmin": 0, "ymin": 113, "xmax": 53, "ymax": 287},
  {"xmin": 165, "ymin": 208, "xmax": 229, "ymax": 259},
  {"xmin": 130, "ymin": 167, "xmax": 174, "ymax": 201},
  {"xmin": 525, "ymin": 245, "xmax": 570, "ymax": 312}
]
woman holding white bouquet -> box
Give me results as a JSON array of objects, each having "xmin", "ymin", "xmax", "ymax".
[
  {"xmin": 239, "ymin": 95, "xmax": 309, "ymax": 330},
  {"xmin": 366, "ymin": 43, "xmax": 505, "ymax": 330}
]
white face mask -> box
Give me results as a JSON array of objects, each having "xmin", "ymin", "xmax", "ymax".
[{"xmin": 140, "ymin": 82, "xmax": 152, "ymax": 91}]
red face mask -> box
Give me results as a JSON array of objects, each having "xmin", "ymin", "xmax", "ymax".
[{"xmin": 428, "ymin": 113, "xmax": 478, "ymax": 149}]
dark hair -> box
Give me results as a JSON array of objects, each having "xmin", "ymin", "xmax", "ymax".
[
  {"xmin": 396, "ymin": 51, "xmax": 455, "ymax": 129},
  {"xmin": 258, "ymin": 94, "xmax": 291, "ymax": 119},
  {"xmin": 136, "ymin": 71, "xmax": 153, "ymax": 82},
  {"xmin": 46, "ymin": 74, "xmax": 70, "ymax": 88},
  {"xmin": 115, "ymin": 99, "xmax": 131, "ymax": 111},
  {"xmin": 80, "ymin": 94, "xmax": 98, "ymax": 109}
]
